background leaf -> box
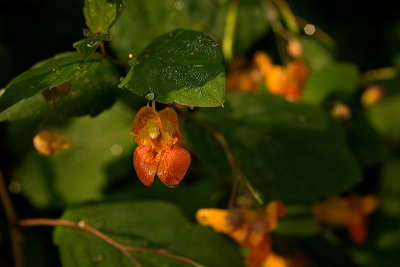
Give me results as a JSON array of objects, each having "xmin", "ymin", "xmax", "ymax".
[
  {"xmin": 189, "ymin": 92, "xmax": 361, "ymax": 202},
  {"xmin": 302, "ymin": 63, "xmax": 360, "ymax": 104},
  {"xmin": 109, "ymin": 0, "xmax": 269, "ymax": 60},
  {"xmin": 0, "ymin": 60, "xmax": 120, "ymax": 122},
  {"xmin": 83, "ymin": 0, "xmax": 122, "ymax": 34},
  {"xmin": 53, "ymin": 201, "xmax": 245, "ymax": 267},
  {"xmin": 0, "ymin": 52, "xmax": 101, "ymax": 112},
  {"xmin": 120, "ymin": 29, "xmax": 226, "ymax": 107}
]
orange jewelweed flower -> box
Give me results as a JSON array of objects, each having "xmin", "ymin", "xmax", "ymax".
[
  {"xmin": 196, "ymin": 200, "xmax": 286, "ymax": 266},
  {"xmin": 33, "ymin": 129, "xmax": 72, "ymax": 156},
  {"xmin": 311, "ymin": 195, "xmax": 378, "ymax": 244},
  {"xmin": 132, "ymin": 106, "xmax": 191, "ymax": 187}
]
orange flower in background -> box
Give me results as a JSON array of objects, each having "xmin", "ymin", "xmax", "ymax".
[
  {"xmin": 262, "ymin": 252, "xmax": 308, "ymax": 267},
  {"xmin": 132, "ymin": 106, "xmax": 191, "ymax": 187},
  {"xmin": 33, "ymin": 129, "xmax": 72, "ymax": 156},
  {"xmin": 311, "ymin": 195, "xmax": 378, "ymax": 244},
  {"xmin": 196, "ymin": 200, "xmax": 286, "ymax": 266}
]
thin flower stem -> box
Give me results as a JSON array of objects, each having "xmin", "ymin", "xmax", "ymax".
[
  {"xmin": 272, "ymin": 0, "xmax": 299, "ymax": 34},
  {"xmin": 19, "ymin": 218, "xmax": 204, "ymax": 267},
  {"xmin": 188, "ymin": 116, "xmax": 263, "ymax": 206},
  {"xmin": 0, "ymin": 170, "xmax": 24, "ymax": 267}
]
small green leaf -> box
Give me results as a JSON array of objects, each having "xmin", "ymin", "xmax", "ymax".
[
  {"xmin": 53, "ymin": 201, "xmax": 245, "ymax": 267},
  {"xmin": 192, "ymin": 92, "xmax": 361, "ymax": 202},
  {"xmin": 368, "ymin": 95, "xmax": 400, "ymax": 139},
  {"xmin": 0, "ymin": 52, "xmax": 101, "ymax": 113},
  {"xmin": 73, "ymin": 34, "xmax": 110, "ymax": 58},
  {"xmin": 83, "ymin": 0, "xmax": 121, "ymax": 34},
  {"xmin": 119, "ymin": 29, "xmax": 226, "ymax": 107},
  {"xmin": 302, "ymin": 63, "xmax": 360, "ymax": 104},
  {"xmin": 0, "ymin": 60, "xmax": 120, "ymax": 122},
  {"xmin": 300, "ymin": 36, "xmax": 334, "ymax": 72}
]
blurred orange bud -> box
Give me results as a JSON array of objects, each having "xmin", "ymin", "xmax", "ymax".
[
  {"xmin": 331, "ymin": 102, "xmax": 351, "ymax": 121},
  {"xmin": 33, "ymin": 129, "xmax": 72, "ymax": 156},
  {"xmin": 132, "ymin": 106, "xmax": 190, "ymax": 186},
  {"xmin": 361, "ymin": 85, "xmax": 384, "ymax": 106},
  {"xmin": 41, "ymin": 82, "xmax": 71, "ymax": 104},
  {"xmin": 226, "ymin": 69, "xmax": 263, "ymax": 92},
  {"xmin": 254, "ymin": 51, "xmax": 272, "ymax": 74},
  {"xmin": 312, "ymin": 195, "xmax": 378, "ymax": 244},
  {"xmin": 287, "ymin": 38, "xmax": 303, "ymax": 58}
]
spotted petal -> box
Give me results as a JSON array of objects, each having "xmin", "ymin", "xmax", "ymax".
[
  {"xmin": 157, "ymin": 147, "xmax": 191, "ymax": 186},
  {"xmin": 133, "ymin": 145, "xmax": 158, "ymax": 186},
  {"xmin": 132, "ymin": 106, "xmax": 163, "ymax": 145}
]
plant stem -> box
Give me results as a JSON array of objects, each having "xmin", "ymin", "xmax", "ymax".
[
  {"xmin": 223, "ymin": 0, "xmax": 239, "ymax": 62},
  {"xmin": 0, "ymin": 170, "xmax": 24, "ymax": 267},
  {"xmin": 99, "ymin": 42, "xmax": 127, "ymax": 69},
  {"xmin": 19, "ymin": 218, "xmax": 203, "ymax": 267},
  {"xmin": 272, "ymin": 0, "xmax": 299, "ymax": 34}
]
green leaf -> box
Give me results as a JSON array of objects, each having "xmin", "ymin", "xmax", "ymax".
[
  {"xmin": 379, "ymin": 159, "xmax": 400, "ymax": 217},
  {"xmin": 83, "ymin": 0, "xmax": 121, "ymax": 34},
  {"xmin": 274, "ymin": 205, "xmax": 320, "ymax": 237},
  {"xmin": 302, "ymin": 63, "xmax": 360, "ymax": 104},
  {"xmin": 119, "ymin": 29, "xmax": 225, "ymax": 107},
  {"xmin": 368, "ymin": 95, "xmax": 400, "ymax": 139},
  {"xmin": 110, "ymin": 0, "xmax": 269, "ymax": 60},
  {"xmin": 0, "ymin": 52, "xmax": 101, "ymax": 113},
  {"xmin": 73, "ymin": 34, "xmax": 110, "ymax": 58},
  {"xmin": 300, "ymin": 36, "xmax": 334, "ymax": 72},
  {"xmin": 0, "ymin": 60, "xmax": 120, "ymax": 122},
  {"xmin": 53, "ymin": 201, "xmax": 245, "ymax": 267},
  {"xmin": 12, "ymin": 101, "xmax": 134, "ymax": 209},
  {"xmin": 192, "ymin": 92, "xmax": 361, "ymax": 202}
]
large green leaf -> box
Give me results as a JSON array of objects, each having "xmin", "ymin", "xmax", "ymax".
[
  {"xmin": 190, "ymin": 92, "xmax": 361, "ymax": 202},
  {"xmin": 83, "ymin": 0, "xmax": 122, "ymax": 34},
  {"xmin": 110, "ymin": 0, "xmax": 269, "ymax": 60},
  {"xmin": 53, "ymin": 201, "xmax": 245, "ymax": 267},
  {"xmin": 119, "ymin": 29, "xmax": 225, "ymax": 107},
  {"xmin": 302, "ymin": 63, "xmax": 360, "ymax": 104},
  {"xmin": 12, "ymin": 101, "xmax": 134, "ymax": 209},
  {"xmin": 0, "ymin": 52, "xmax": 101, "ymax": 112},
  {"xmin": 0, "ymin": 60, "xmax": 120, "ymax": 122}
]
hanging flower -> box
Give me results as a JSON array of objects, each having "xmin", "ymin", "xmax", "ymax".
[
  {"xmin": 33, "ymin": 129, "xmax": 72, "ymax": 156},
  {"xmin": 132, "ymin": 106, "xmax": 191, "ymax": 187},
  {"xmin": 196, "ymin": 200, "xmax": 286, "ymax": 266},
  {"xmin": 311, "ymin": 195, "xmax": 378, "ymax": 244}
]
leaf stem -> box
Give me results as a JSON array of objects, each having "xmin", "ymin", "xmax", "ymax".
[
  {"xmin": 19, "ymin": 218, "xmax": 204, "ymax": 267},
  {"xmin": 272, "ymin": 0, "xmax": 299, "ymax": 34},
  {"xmin": 223, "ymin": 0, "xmax": 239, "ymax": 62},
  {"xmin": 0, "ymin": 170, "xmax": 24, "ymax": 267}
]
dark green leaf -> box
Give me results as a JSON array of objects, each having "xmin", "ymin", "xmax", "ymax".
[
  {"xmin": 274, "ymin": 205, "xmax": 320, "ymax": 237},
  {"xmin": 12, "ymin": 102, "xmax": 134, "ymax": 209},
  {"xmin": 379, "ymin": 159, "xmax": 400, "ymax": 217},
  {"xmin": 53, "ymin": 201, "xmax": 245, "ymax": 267},
  {"xmin": 0, "ymin": 60, "xmax": 120, "ymax": 122},
  {"xmin": 119, "ymin": 29, "xmax": 225, "ymax": 107},
  {"xmin": 300, "ymin": 36, "xmax": 334, "ymax": 72},
  {"xmin": 0, "ymin": 52, "xmax": 101, "ymax": 113},
  {"xmin": 83, "ymin": 0, "xmax": 121, "ymax": 34},
  {"xmin": 302, "ymin": 63, "xmax": 360, "ymax": 104},
  {"xmin": 193, "ymin": 92, "xmax": 361, "ymax": 202},
  {"xmin": 73, "ymin": 34, "xmax": 110, "ymax": 58}
]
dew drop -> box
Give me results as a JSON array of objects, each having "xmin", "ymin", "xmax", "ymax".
[
  {"xmin": 8, "ymin": 181, "xmax": 21, "ymax": 194},
  {"xmin": 92, "ymin": 254, "xmax": 104, "ymax": 262}
]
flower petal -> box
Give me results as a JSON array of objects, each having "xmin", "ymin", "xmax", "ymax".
[
  {"xmin": 159, "ymin": 107, "xmax": 182, "ymax": 146},
  {"xmin": 246, "ymin": 235, "xmax": 271, "ymax": 267},
  {"xmin": 132, "ymin": 106, "xmax": 163, "ymax": 145},
  {"xmin": 157, "ymin": 147, "xmax": 190, "ymax": 186},
  {"xmin": 133, "ymin": 145, "xmax": 157, "ymax": 186}
]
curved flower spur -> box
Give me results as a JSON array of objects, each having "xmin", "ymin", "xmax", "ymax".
[{"xmin": 132, "ymin": 106, "xmax": 191, "ymax": 187}]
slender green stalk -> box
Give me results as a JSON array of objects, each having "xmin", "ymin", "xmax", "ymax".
[{"xmin": 223, "ymin": 0, "xmax": 239, "ymax": 62}]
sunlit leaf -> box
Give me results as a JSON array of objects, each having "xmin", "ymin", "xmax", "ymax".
[
  {"xmin": 0, "ymin": 52, "xmax": 101, "ymax": 112},
  {"xmin": 119, "ymin": 29, "xmax": 225, "ymax": 107},
  {"xmin": 83, "ymin": 0, "xmax": 122, "ymax": 34},
  {"xmin": 73, "ymin": 34, "xmax": 110, "ymax": 58}
]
